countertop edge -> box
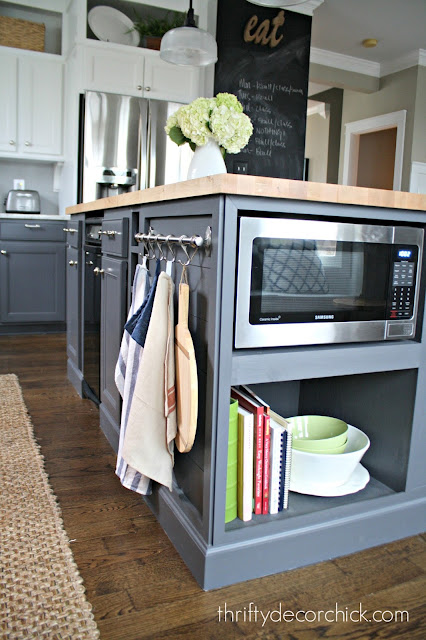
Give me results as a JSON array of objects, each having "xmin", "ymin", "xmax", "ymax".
[
  {"xmin": 0, "ymin": 214, "xmax": 70, "ymax": 220},
  {"xmin": 66, "ymin": 174, "xmax": 426, "ymax": 215}
]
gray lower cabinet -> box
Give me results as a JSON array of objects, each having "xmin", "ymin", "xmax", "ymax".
[
  {"xmin": 0, "ymin": 240, "xmax": 65, "ymax": 325},
  {"xmin": 99, "ymin": 254, "xmax": 127, "ymax": 449}
]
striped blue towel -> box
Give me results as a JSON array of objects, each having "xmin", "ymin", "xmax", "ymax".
[{"xmin": 115, "ymin": 260, "xmax": 161, "ymax": 494}]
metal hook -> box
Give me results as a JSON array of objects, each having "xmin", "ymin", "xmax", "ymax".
[
  {"xmin": 165, "ymin": 235, "xmax": 176, "ymax": 263},
  {"xmin": 155, "ymin": 234, "xmax": 167, "ymax": 261},
  {"xmin": 177, "ymin": 235, "xmax": 191, "ymax": 266},
  {"xmin": 145, "ymin": 236, "xmax": 156, "ymax": 260}
]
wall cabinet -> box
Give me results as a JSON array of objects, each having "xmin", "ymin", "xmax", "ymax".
[
  {"xmin": 0, "ymin": 50, "xmax": 64, "ymax": 159},
  {"xmin": 0, "ymin": 219, "xmax": 66, "ymax": 332},
  {"xmin": 80, "ymin": 42, "xmax": 201, "ymax": 103}
]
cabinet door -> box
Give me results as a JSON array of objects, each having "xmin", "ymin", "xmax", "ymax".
[
  {"xmin": 100, "ymin": 255, "xmax": 127, "ymax": 426},
  {"xmin": 0, "ymin": 241, "xmax": 65, "ymax": 323},
  {"xmin": 19, "ymin": 56, "xmax": 63, "ymax": 156},
  {"xmin": 66, "ymin": 245, "xmax": 81, "ymax": 367},
  {"xmin": 144, "ymin": 53, "xmax": 201, "ymax": 102},
  {"xmin": 84, "ymin": 45, "xmax": 145, "ymax": 97},
  {"xmin": 0, "ymin": 52, "xmax": 18, "ymax": 153}
]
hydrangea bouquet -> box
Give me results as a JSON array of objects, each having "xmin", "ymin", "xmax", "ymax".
[{"xmin": 165, "ymin": 93, "xmax": 253, "ymax": 155}]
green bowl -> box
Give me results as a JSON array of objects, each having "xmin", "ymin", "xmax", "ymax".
[
  {"xmin": 294, "ymin": 438, "xmax": 348, "ymax": 455},
  {"xmin": 287, "ymin": 415, "xmax": 348, "ymax": 452}
]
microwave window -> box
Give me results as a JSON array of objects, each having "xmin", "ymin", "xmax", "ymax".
[{"xmin": 250, "ymin": 238, "xmax": 391, "ymax": 324}]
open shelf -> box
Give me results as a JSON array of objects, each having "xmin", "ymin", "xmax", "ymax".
[{"xmin": 225, "ymin": 474, "xmax": 396, "ymax": 534}]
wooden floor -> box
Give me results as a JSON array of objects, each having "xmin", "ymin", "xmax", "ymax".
[{"xmin": 1, "ymin": 333, "xmax": 425, "ymax": 640}]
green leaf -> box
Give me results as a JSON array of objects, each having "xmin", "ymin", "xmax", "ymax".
[
  {"xmin": 168, "ymin": 126, "xmax": 188, "ymax": 146},
  {"xmin": 189, "ymin": 142, "xmax": 196, "ymax": 152}
]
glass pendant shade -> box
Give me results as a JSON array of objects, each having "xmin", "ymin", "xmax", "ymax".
[{"xmin": 160, "ymin": 26, "xmax": 218, "ymax": 66}]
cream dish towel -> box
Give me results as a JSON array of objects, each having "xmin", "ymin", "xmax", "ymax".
[
  {"xmin": 121, "ymin": 269, "xmax": 177, "ymax": 492},
  {"xmin": 115, "ymin": 260, "xmax": 159, "ymax": 495}
]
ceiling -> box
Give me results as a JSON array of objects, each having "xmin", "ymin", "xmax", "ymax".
[
  {"xmin": 306, "ymin": 0, "xmax": 425, "ymax": 96},
  {"xmin": 310, "ymin": 0, "xmax": 426, "ymax": 66}
]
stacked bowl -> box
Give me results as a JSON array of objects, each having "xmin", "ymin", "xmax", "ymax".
[{"xmin": 287, "ymin": 415, "xmax": 370, "ymax": 490}]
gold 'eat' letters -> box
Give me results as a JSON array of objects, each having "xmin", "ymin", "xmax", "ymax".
[{"xmin": 244, "ymin": 10, "xmax": 285, "ymax": 48}]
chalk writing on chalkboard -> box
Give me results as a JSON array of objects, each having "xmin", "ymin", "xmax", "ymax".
[{"xmin": 214, "ymin": 0, "xmax": 311, "ymax": 180}]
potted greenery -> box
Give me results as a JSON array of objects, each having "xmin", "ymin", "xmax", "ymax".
[{"xmin": 131, "ymin": 11, "xmax": 185, "ymax": 50}]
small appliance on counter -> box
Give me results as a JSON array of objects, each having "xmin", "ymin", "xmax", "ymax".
[{"xmin": 4, "ymin": 190, "xmax": 41, "ymax": 214}]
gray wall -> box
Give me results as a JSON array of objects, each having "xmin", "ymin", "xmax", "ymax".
[{"xmin": 0, "ymin": 159, "xmax": 60, "ymax": 215}]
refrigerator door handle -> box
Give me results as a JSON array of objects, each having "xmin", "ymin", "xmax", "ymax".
[
  {"xmin": 147, "ymin": 100, "xmax": 156, "ymax": 189},
  {"xmin": 137, "ymin": 98, "xmax": 149, "ymax": 190}
]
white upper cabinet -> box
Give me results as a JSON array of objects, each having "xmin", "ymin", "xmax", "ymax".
[
  {"xmin": 0, "ymin": 49, "xmax": 64, "ymax": 159},
  {"xmin": 80, "ymin": 42, "xmax": 201, "ymax": 103},
  {"xmin": 0, "ymin": 54, "xmax": 18, "ymax": 153}
]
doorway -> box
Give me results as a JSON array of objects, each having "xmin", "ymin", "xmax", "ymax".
[{"xmin": 342, "ymin": 110, "xmax": 406, "ymax": 190}]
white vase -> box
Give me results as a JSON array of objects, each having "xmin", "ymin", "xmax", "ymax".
[{"xmin": 187, "ymin": 138, "xmax": 227, "ymax": 180}]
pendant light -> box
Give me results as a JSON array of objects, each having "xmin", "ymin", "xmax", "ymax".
[{"xmin": 160, "ymin": 1, "xmax": 218, "ymax": 67}]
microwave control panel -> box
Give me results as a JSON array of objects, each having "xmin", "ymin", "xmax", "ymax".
[{"xmin": 389, "ymin": 246, "xmax": 418, "ymax": 319}]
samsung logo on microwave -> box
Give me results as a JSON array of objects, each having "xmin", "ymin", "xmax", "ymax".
[{"xmin": 315, "ymin": 314, "xmax": 335, "ymax": 320}]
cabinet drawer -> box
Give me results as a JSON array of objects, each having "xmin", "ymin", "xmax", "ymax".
[
  {"xmin": 1, "ymin": 220, "xmax": 65, "ymax": 242},
  {"xmin": 63, "ymin": 220, "xmax": 81, "ymax": 248},
  {"xmin": 101, "ymin": 219, "xmax": 128, "ymax": 257}
]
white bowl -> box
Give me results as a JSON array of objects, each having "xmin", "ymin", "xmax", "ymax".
[{"xmin": 290, "ymin": 424, "xmax": 370, "ymax": 489}]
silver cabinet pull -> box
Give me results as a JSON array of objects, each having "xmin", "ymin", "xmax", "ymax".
[
  {"xmin": 1, "ymin": 250, "xmax": 7, "ymax": 255},
  {"xmin": 100, "ymin": 230, "xmax": 117, "ymax": 236},
  {"xmin": 145, "ymin": 86, "xmax": 151, "ymax": 91},
  {"xmin": 93, "ymin": 267, "xmax": 105, "ymax": 276},
  {"xmin": 63, "ymin": 227, "xmax": 70, "ymax": 232},
  {"xmin": 9, "ymin": 140, "xmax": 15, "ymax": 145},
  {"xmin": 68, "ymin": 260, "xmax": 78, "ymax": 266},
  {"xmin": 24, "ymin": 224, "xmax": 41, "ymax": 229},
  {"xmin": 137, "ymin": 85, "xmax": 143, "ymax": 90},
  {"xmin": 24, "ymin": 141, "xmax": 31, "ymax": 146},
  {"xmin": 68, "ymin": 228, "xmax": 77, "ymax": 233}
]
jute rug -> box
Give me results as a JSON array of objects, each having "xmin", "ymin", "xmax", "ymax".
[{"xmin": 0, "ymin": 374, "xmax": 99, "ymax": 640}]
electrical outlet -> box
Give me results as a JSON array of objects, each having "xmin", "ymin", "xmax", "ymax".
[
  {"xmin": 13, "ymin": 179, "xmax": 25, "ymax": 190},
  {"xmin": 234, "ymin": 162, "xmax": 248, "ymax": 175}
]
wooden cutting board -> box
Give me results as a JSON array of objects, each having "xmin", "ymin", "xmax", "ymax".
[{"xmin": 175, "ymin": 281, "xmax": 198, "ymax": 453}]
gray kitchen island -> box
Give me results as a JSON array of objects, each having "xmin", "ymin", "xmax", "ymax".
[{"xmin": 66, "ymin": 175, "xmax": 426, "ymax": 590}]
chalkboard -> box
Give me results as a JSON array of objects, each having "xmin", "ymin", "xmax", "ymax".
[{"xmin": 214, "ymin": 0, "xmax": 311, "ymax": 180}]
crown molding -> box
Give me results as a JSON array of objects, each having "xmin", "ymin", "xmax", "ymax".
[
  {"xmin": 311, "ymin": 47, "xmax": 426, "ymax": 79},
  {"xmin": 381, "ymin": 49, "xmax": 426, "ymax": 77},
  {"xmin": 310, "ymin": 47, "xmax": 381, "ymax": 77}
]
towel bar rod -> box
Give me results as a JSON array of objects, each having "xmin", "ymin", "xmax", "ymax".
[{"xmin": 135, "ymin": 227, "xmax": 211, "ymax": 253}]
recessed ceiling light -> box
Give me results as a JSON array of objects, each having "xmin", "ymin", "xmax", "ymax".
[{"xmin": 362, "ymin": 38, "xmax": 378, "ymax": 48}]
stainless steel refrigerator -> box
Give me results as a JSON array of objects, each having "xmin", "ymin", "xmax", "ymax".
[{"xmin": 78, "ymin": 90, "xmax": 192, "ymax": 203}]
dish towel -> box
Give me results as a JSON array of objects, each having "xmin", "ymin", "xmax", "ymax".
[
  {"xmin": 115, "ymin": 259, "xmax": 160, "ymax": 494},
  {"xmin": 121, "ymin": 269, "xmax": 177, "ymax": 491},
  {"xmin": 115, "ymin": 258, "xmax": 150, "ymax": 396}
]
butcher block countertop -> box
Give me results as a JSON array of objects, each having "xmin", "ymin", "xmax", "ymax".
[{"xmin": 66, "ymin": 174, "xmax": 426, "ymax": 215}]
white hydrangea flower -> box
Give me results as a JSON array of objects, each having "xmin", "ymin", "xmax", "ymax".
[
  {"xmin": 164, "ymin": 93, "xmax": 253, "ymax": 154},
  {"xmin": 210, "ymin": 105, "xmax": 253, "ymax": 153},
  {"xmin": 177, "ymin": 98, "xmax": 215, "ymax": 147}
]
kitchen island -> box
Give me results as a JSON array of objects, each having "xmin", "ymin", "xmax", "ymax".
[{"xmin": 67, "ymin": 175, "xmax": 426, "ymax": 590}]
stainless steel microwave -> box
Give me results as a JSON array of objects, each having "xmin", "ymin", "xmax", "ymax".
[{"xmin": 235, "ymin": 216, "xmax": 424, "ymax": 348}]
